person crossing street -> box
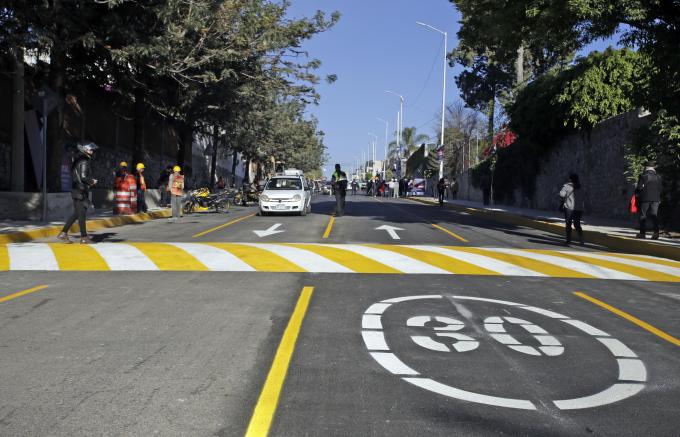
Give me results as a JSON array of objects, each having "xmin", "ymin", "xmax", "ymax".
[
  {"xmin": 57, "ymin": 142, "xmax": 98, "ymax": 244},
  {"xmin": 635, "ymin": 160, "xmax": 663, "ymax": 239},
  {"xmin": 331, "ymin": 163, "xmax": 348, "ymax": 217}
]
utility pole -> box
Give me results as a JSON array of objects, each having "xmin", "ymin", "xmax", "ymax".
[{"xmin": 11, "ymin": 47, "xmax": 24, "ymax": 192}]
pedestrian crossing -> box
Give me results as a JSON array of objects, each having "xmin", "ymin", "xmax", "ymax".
[{"xmin": 0, "ymin": 243, "xmax": 679, "ymax": 282}]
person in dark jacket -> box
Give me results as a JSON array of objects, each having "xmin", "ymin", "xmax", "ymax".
[
  {"xmin": 635, "ymin": 160, "xmax": 662, "ymax": 239},
  {"xmin": 57, "ymin": 142, "xmax": 98, "ymax": 244},
  {"xmin": 331, "ymin": 163, "xmax": 348, "ymax": 216},
  {"xmin": 559, "ymin": 173, "xmax": 585, "ymax": 245},
  {"xmin": 158, "ymin": 165, "xmax": 172, "ymax": 207}
]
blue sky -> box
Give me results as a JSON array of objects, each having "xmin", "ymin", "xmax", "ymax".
[{"xmin": 286, "ymin": 1, "xmax": 618, "ymax": 177}]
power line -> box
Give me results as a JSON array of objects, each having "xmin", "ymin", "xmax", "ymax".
[{"xmin": 405, "ymin": 37, "xmax": 444, "ymax": 110}]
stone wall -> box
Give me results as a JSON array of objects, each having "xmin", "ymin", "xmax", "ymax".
[{"xmin": 456, "ymin": 110, "xmax": 652, "ymax": 220}]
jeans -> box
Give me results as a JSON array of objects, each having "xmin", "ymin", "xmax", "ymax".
[
  {"xmin": 171, "ymin": 194, "xmax": 183, "ymax": 218},
  {"xmin": 137, "ymin": 190, "xmax": 148, "ymax": 213},
  {"xmin": 639, "ymin": 201, "xmax": 660, "ymax": 235},
  {"xmin": 335, "ymin": 190, "xmax": 346, "ymax": 216},
  {"xmin": 565, "ymin": 209, "xmax": 583, "ymax": 243},
  {"xmin": 159, "ymin": 185, "xmax": 168, "ymax": 206},
  {"xmin": 62, "ymin": 198, "xmax": 89, "ymax": 237}
]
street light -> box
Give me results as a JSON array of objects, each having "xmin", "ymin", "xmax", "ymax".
[
  {"xmin": 385, "ymin": 90, "xmax": 404, "ymax": 178},
  {"xmin": 376, "ymin": 118, "xmax": 389, "ymax": 171},
  {"xmin": 368, "ymin": 133, "xmax": 378, "ymax": 176},
  {"xmin": 416, "ymin": 21, "xmax": 448, "ymax": 180}
]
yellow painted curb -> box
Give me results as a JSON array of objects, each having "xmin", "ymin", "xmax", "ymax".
[
  {"xmin": 407, "ymin": 197, "xmax": 680, "ymax": 262},
  {"xmin": 0, "ymin": 209, "xmax": 172, "ymax": 244}
]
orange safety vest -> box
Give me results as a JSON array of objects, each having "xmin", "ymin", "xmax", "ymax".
[
  {"xmin": 138, "ymin": 173, "xmax": 147, "ymax": 191},
  {"xmin": 170, "ymin": 174, "xmax": 184, "ymax": 196}
]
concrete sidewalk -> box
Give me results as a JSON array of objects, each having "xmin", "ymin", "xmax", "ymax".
[
  {"xmin": 0, "ymin": 207, "xmax": 171, "ymax": 244},
  {"xmin": 408, "ymin": 196, "xmax": 680, "ymax": 261}
]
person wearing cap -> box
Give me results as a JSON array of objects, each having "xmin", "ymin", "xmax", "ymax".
[
  {"xmin": 158, "ymin": 164, "xmax": 173, "ymax": 208},
  {"xmin": 168, "ymin": 165, "xmax": 185, "ymax": 220},
  {"xmin": 331, "ymin": 163, "xmax": 348, "ymax": 216},
  {"xmin": 114, "ymin": 161, "xmax": 128, "ymax": 186},
  {"xmin": 57, "ymin": 141, "xmax": 98, "ymax": 244},
  {"xmin": 135, "ymin": 163, "xmax": 148, "ymax": 213},
  {"xmin": 635, "ymin": 160, "xmax": 663, "ymax": 239}
]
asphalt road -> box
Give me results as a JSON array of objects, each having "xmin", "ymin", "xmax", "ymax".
[{"xmin": 1, "ymin": 194, "xmax": 679, "ymax": 436}]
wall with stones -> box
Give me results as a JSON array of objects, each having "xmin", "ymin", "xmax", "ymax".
[{"xmin": 455, "ymin": 109, "xmax": 652, "ymax": 220}]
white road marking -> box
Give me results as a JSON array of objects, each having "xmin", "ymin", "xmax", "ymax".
[
  {"xmin": 562, "ymin": 319, "xmax": 610, "ymax": 337},
  {"xmin": 362, "ymin": 331, "xmax": 389, "ymax": 351},
  {"xmin": 92, "ymin": 243, "xmax": 159, "ymax": 270},
  {"xmin": 597, "ymin": 338, "xmax": 637, "ymax": 358},
  {"xmin": 411, "ymin": 336, "xmax": 450, "ymax": 352},
  {"xmin": 242, "ymin": 243, "xmax": 352, "ymax": 273},
  {"xmin": 553, "ymin": 384, "xmax": 645, "ymax": 410},
  {"xmin": 168, "ymin": 243, "xmax": 255, "ymax": 271},
  {"xmin": 519, "ymin": 306, "xmax": 569, "ymax": 319},
  {"xmin": 508, "ymin": 345, "xmax": 541, "ymax": 356},
  {"xmin": 413, "ymin": 246, "xmax": 546, "ymax": 277},
  {"xmin": 8, "ymin": 243, "xmax": 59, "ymax": 270},
  {"xmin": 369, "ymin": 352, "xmax": 419, "ymax": 375},
  {"xmin": 403, "ymin": 378, "xmax": 536, "ymax": 410},
  {"xmin": 252, "ymin": 223, "xmax": 285, "ymax": 237},
  {"xmin": 566, "ymin": 251, "xmax": 680, "ymax": 277},
  {"xmin": 383, "ymin": 295, "xmax": 443, "ymax": 303},
  {"xmin": 435, "ymin": 333, "xmax": 480, "ymax": 352},
  {"xmin": 617, "ymin": 359, "xmax": 647, "ymax": 382},
  {"xmin": 337, "ymin": 245, "xmax": 450, "ymax": 274},
  {"xmin": 489, "ymin": 248, "xmax": 645, "ymax": 281},
  {"xmin": 375, "ymin": 225, "xmax": 405, "ymax": 240},
  {"xmin": 490, "ymin": 334, "xmax": 521, "ymax": 345},
  {"xmin": 362, "ymin": 314, "xmax": 383, "ymax": 330},
  {"xmin": 451, "ymin": 296, "xmax": 522, "ymax": 306},
  {"xmin": 365, "ymin": 303, "xmax": 392, "ymax": 314}
]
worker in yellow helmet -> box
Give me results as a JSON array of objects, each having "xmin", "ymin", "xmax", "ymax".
[
  {"xmin": 135, "ymin": 163, "xmax": 148, "ymax": 213},
  {"xmin": 168, "ymin": 165, "xmax": 185, "ymax": 220}
]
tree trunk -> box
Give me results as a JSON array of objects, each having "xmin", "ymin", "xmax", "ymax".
[
  {"xmin": 486, "ymin": 95, "xmax": 495, "ymax": 144},
  {"xmin": 11, "ymin": 47, "xmax": 25, "ymax": 192},
  {"xmin": 132, "ymin": 87, "xmax": 145, "ymax": 165},
  {"xmin": 515, "ymin": 44, "xmax": 524, "ymax": 85},
  {"xmin": 209, "ymin": 124, "xmax": 218, "ymax": 189},
  {"xmin": 230, "ymin": 149, "xmax": 238, "ymax": 186},
  {"xmin": 47, "ymin": 41, "xmax": 66, "ymax": 192}
]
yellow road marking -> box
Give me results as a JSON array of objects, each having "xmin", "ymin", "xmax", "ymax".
[
  {"xmin": 601, "ymin": 252, "xmax": 680, "ymax": 269},
  {"xmin": 130, "ymin": 243, "xmax": 209, "ymax": 271},
  {"xmin": 431, "ymin": 223, "xmax": 468, "ymax": 243},
  {"xmin": 286, "ymin": 244, "xmax": 401, "ymax": 273},
  {"xmin": 322, "ymin": 216, "xmax": 335, "ymax": 239},
  {"xmin": 535, "ymin": 250, "xmax": 680, "ymax": 282},
  {"xmin": 448, "ymin": 247, "xmax": 595, "ymax": 278},
  {"xmin": 49, "ymin": 243, "xmax": 110, "ymax": 271},
  {"xmin": 0, "ymin": 244, "xmax": 8, "ymax": 271},
  {"xmin": 192, "ymin": 213, "xmax": 256, "ymax": 238},
  {"xmin": 370, "ymin": 245, "xmax": 498, "ymax": 275},
  {"xmin": 574, "ymin": 291, "xmax": 680, "ymax": 347},
  {"xmin": 208, "ymin": 243, "xmax": 305, "ymax": 272},
  {"xmin": 245, "ymin": 286, "xmax": 314, "ymax": 437},
  {"xmin": 1, "ymin": 285, "xmax": 49, "ymax": 304}
]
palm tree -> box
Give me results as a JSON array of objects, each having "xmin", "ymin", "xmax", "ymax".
[{"xmin": 387, "ymin": 127, "xmax": 430, "ymax": 161}]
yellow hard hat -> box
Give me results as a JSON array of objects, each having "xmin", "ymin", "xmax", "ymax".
[
  {"xmin": 173, "ymin": 165, "xmax": 181, "ymax": 172},
  {"xmin": 136, "ymin": 163, "xmax": 145, "ymax": 170},
  {"xmin": 119, "ymin": 161, "xmax": 128, "ymax": 167}
]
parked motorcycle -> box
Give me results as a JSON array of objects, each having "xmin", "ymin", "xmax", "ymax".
[
  {"xmin": 234, "ymin": 184, "xmax": 261, "ymax": 206},
  {"xmin": 183, "ymin": 188, "xmax": 231, "ymax": 214}
]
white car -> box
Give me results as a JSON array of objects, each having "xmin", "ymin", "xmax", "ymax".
[{"xmin": 259, "ymin": 171, "xmax": 312, "ymax": 216}]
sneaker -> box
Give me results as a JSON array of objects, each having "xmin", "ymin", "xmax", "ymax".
[
  {"xmin": 80, "ymin": 235, "xmax": 94, "ymax": 244},
  {"xmin": 56, "ymin": 232, "xmax": 73, "ymax": 244},
  {"xmin": 635, "ymin": 233, "xmax": 646, "ymax": 239}
]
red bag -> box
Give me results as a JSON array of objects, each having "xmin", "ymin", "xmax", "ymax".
[{"xmin": 629, "ymin": 195, "xmax": 638, "ymax": 214}]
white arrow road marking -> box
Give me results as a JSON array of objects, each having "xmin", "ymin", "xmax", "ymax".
[
  {"xmin": 253, "ymin": 223, "xmax": 285, "ymax": 237},
  {"xmin": 375, "ymin": 225, "xmax": 405, "ymax": 240}
]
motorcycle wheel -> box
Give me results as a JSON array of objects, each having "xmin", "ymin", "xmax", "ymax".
[{"xmin": 182, "ymin": 201, "xmax": 194, "ymax": 214}]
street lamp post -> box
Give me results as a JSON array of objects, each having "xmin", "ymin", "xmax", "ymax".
[
  {"xmin": 385, "ymin": 90, "xmax": 404, "ymax": 178},
  {"xmin": 376, "ymin": 118, "xmax": 389, "ymax": 174},
  {"xmin": 416, "ymin": 21, "xmax": 447, "ymax": 180},
  {"xmin": 368, "ymin": 133, "xmax": 378, "ymax": 176}
]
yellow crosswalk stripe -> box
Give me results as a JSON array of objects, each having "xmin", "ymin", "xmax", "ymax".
[
  {"xmin": 208, "ymin": 243, "xmax": 306, "ymax": 272},
  {"xmin": 448, "ymin": 247, "xmax": 595, "ymax": 278},
  {"xmin": 532, "ymin": 250, "xmax": 680, "ymax": 282},
  {"xmin": 129, "ymin": 243, "xmax": 209, "ymax": 271},
  {"xmin": 368, "ymin": 245, "xmax": 498, "ymax": 275},
  {"xmin": 602, "ymin": 252, "xmax": 680, "ymax": 269},
  {"xmin": 0, "ymin": 244, "xmax": 8, "ymax": 271},
  {"xmin": 286, "ymin": 244, "xmax": 401, "ymax": 274},
  {"xmin": 49, "ymin": 243, "xmax": 110, "ymax": 271}
]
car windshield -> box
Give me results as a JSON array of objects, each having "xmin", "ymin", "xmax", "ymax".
[{"xmin": 265, "ymin": 178, "xmax": 302, "ymax": 190}]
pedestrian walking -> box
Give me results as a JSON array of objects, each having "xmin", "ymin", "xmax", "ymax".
[
  {"xmin": 559, "ymin": 173, "xmax": 585, "ymax": 245},
  {"xmin": 168, "ymin": 165, "xmax": 185, "ymax": 220},
  {"xmin": 331, "ymin": 163, "xmax": 348, "ymax": 216},
  {"xmin": 437, "ymin": 177, "xmax": 447, "ymax": 206},
  {"xmin": 351, "ymin": 179, "xmax": 358, "ymax": 195},
  {"xmin": 450, "ymin": 177, "xmax": 458, "ymax": 200},
  {"xmin": 57, "ymin": 142, "xmax": 98, "ymax": 244},
  {"xmin": 158, "ymin": 165, "xmax": 172, "ymax": 207},
  {"xmin": 135, "ymin": 163, "xmax": 148, "ymax": 213},
  {"xmin": 635, "ymin": 160, "xmax": 662, "ymax": 239},
  {"xmin": 366, "ymin": 179, "xmax": 373, "ymax": 196}
]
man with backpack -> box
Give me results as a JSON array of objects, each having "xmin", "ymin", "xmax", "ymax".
[{"xmin": 635, "ymin": 160, "xmax": 663, "ymax": 239}]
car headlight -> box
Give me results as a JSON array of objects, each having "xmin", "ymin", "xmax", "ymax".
[
  {"xmin": 260, "ymin": 195, "xmax": 270, "ymax": 202},
  {"xmin": 292, "ymin": 194, "xmax": 301, "ymax": 201}
]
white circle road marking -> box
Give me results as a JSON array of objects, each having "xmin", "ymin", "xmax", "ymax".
[{"xmin": 362, "ymin": 295, "xmax": 647, "ymax": 410}]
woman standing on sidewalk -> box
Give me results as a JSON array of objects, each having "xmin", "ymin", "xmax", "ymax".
[{"xmin": 559, "ymin": 173, "xmax": 585, "ymax": 245}]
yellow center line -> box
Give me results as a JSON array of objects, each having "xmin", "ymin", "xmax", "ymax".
[
  {"xmin": 574, "ymin": 291, "xmax": 680, "ymax": 347},
  {"xmin": 192, "ymin": 213, "xmax": 256, "ymax": 238},
  {"xmin": 431, "ymin": 223, "xmax": 468, "ymax": 243},
  {"xmin": 322, "ymin": 216, "xmax": 335, "ymax": 239},
  {"xmin": 245, "ymin": 286, "xmax": 314, "ymax": 437},
  {"xmin": 0, "ymin": 285, "xmax": 49, "ymax": 304}
]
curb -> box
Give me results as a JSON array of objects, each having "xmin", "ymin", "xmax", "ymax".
[
  {"xmin": 0, "ymin": 209, "xmax": 172, "ymax": 244},
  {"xmin": 406, "ymin": 197, "xmax": 680, "ymax": 262}
]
